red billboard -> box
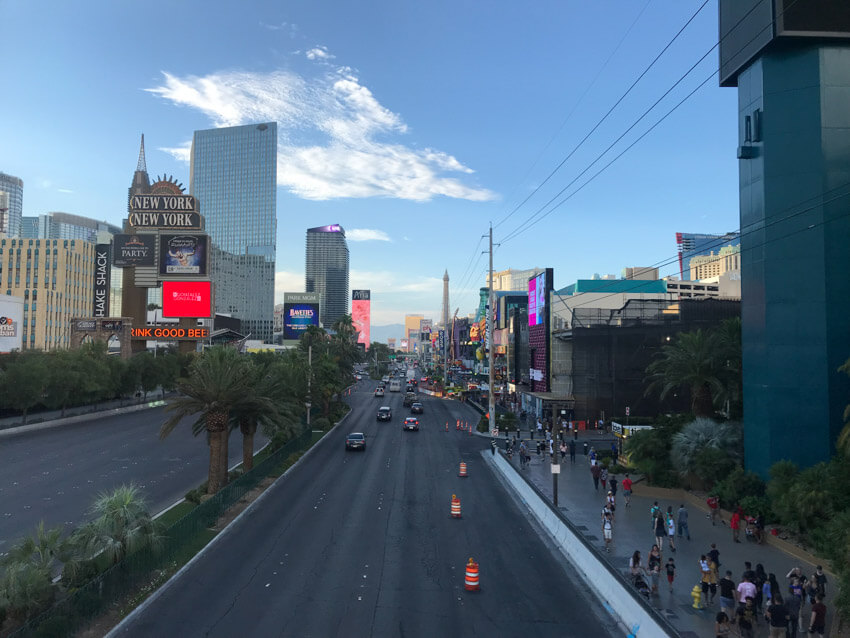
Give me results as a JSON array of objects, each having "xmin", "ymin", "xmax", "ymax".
[
  {"xmin": 352, "ymin": 290, "xmax": 370, "ymax": 347},
  {"xmin": 162, "ymin": 281, "xmax": 212, "ymax": 318}
]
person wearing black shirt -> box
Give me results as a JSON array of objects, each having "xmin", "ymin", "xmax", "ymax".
[
  {"xmin": 765, "ymin": 595, "xmax": 789, "ymax": 637},
  {"xmin": 718, "ymin": 570, "xmax": 736, "ymax": 617}
]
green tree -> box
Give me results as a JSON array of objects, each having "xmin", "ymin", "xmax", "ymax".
[
  {"xmin": 0, "ymin": 562, "xmax": 54, "ymax": 621},
  {"xmin": 714, "ymin": 317, "xmax": 743, "ymax": 418},
  {"xmin": 160, "ymin": 347, "xmax": 257, "ymax": 493},
  {"xmin": 1, "ymin": 522, "xmax": 70, "ymax": 575},
  {"xmin": 670, "ymin": 417, "xmax": 743, "ymax": 485},
  {"xmin": 43, "ymin": 350, "xmax": 82, "ymax": 417},
  {"xmin": 645, "ymin": 329, "xmax": 725, "ymax": 417},
  {"xmin": 228, "ymin": 361, "xmax": 279, "ymax": 472},
  {"xmin": 70, "ymin": 484, "xmax": 162, "ymax": 566},
  {"xmin": 0, "ymin": 352, "xmax": 47, "ymax": 424}
]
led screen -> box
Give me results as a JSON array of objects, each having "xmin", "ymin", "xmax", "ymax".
[
  {"xmin": 528, "ymin": 271, "xmax": 547, "ymax": 326},
  {"xmin": 162, "ymin": 281, "xmax": 212, "ymax": 318},
  {"xmin": 352, "ymin": 290, "xmax": 371, "ymax": 346},
  {"xmin": 283, "ymin": 302, "xmax": 320, "ymax": 340}
]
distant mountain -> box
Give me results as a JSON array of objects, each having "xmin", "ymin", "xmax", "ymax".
[{"xmin": 370, "ymin": 324, "xmax": 405, "ymax": 345}]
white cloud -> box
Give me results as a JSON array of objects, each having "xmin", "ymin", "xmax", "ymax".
[
  {"xmin": 306, "ymin": 46, "xmax": 334, "ymax": 61},
  {"xmin": 347, "ymin": 228, "xmax": 390, "ymax": 242},
  {"xmin": 274, "ymin": 270, "xmax": 305, "ymax": 304},
  {"xmin": 57, "ymin": 188, "xmax": 74, "ymax": 194},
  {"xmin": 350, "ymin": 270, "xmax": 441, "ymax": 295},
  {"xmin": 146, "ymin": 69, "xmax": 496, "ymax": 202},
  {"xmin": 159, "ymin": 141, "xmax": 192, "ymax": 163}
]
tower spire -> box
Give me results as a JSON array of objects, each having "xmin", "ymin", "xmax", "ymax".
[{"xmin": 136, "ymin": 134, "xmax": 147, "ymax": 173}]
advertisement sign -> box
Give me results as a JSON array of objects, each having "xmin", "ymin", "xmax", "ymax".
[
  {"xmin": 0, "ymin": 317, "xmax": 17, "ymax": 337},
  {"xmin": 401, "ymin": 338, "xmax": 409, "ymax": 350},
  {"xmin": 283, "ymin": 292, "xmax": 320, "ymax": 341},
  {"xmin": 351, "ymin": 289, "xmax": 371, "ymax": 347},
  {"xmin": 128, "ymin": 195, "xmax": 202, "ymax": 230},
  {"xmin": 130, "ymin": 326, "xmax": 210, "ymax": 340},
  {"xmin": 74, "ymin": 319, "xmax": 96, "ymax": 331},
  {"xmin": 0, "ymin": 296, "xmax": 24, "ymax": 353},
  {"xmin": 419, "ymin": 319, "xmax": 432, "ymax": 334},
  {"xmin": 101, "ymin": 320, "xmax": 123, "ymax": 332},
  {"xmin": 528, "ymin": 270, "xmax": 547, "ymax": 326},
  {"xmin": 93, "ymin": 244, "xmax": 111, "ymax": 318},
  {"xmin": 160, "ymin": 235, "xmax": 207, "ymax": 275},
  {"xmin": 113, "ymin": 234, "xmax": 156, "ymax": 267},
  {"xmin": 162, "ymin": 281, "xmax": 212, "ymax": 318},
  {"xmin": 437, "ymin": 329, "xmax": 445, "ymax": 352}
]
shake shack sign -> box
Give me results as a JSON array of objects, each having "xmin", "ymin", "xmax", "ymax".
[
  {"xmin": 93, "ymin": 244, "xmax": 111, "ymax": 318},
  {"xmin": 128, "ymin": 195, "xmax": 201, "ymax": 229}
]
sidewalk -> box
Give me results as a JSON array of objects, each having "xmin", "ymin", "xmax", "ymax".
[{"xmin": 501, "ymin": 442, "xmax": 832, "ymax": 637}]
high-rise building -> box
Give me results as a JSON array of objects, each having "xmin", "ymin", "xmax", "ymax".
[
  {"xmin": 20, "ymin": 216, "xmax": 38, "ymax": 239},
  {"xmin": 689, "ymin": 244, "xmax": 740, "ymax": 280},
  {"xmin": 675, "ymin": 232, "xmax": 740, "ymax": 280},
  {"xmin": 0, "ymin": 237, "xmax": 95, "ymax": 350},
  {"xmin": 20, "ymin": 212, "xmax": 120, "ymax": 242},
  {"xmin": 0, "ymin": 172, "xmax": 24, "ymax": 238},
  {"xmin": 305, "ymin": 224, "xmax": 349, "ymax": 327},
  {"xmin": 190, "ymin": 123, "xmax": 277, "ymax": 342},
  {"xmin": 403, "ymin": 314, "xmax": 424, "ymax": 352},
  {"xmin": 488, "ymin": 267, "xmax": 544, "ymax": 292}
]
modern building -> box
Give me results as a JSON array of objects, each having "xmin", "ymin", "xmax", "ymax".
[
  {"xmin": 403, "ymin": 314, "xmax": 424, "ymax": 352},
  {"xmin": 675, "ymin": 231, "xmax": 740, "ymax": 280},
  {"xmin": 20, "ymin": 212, "xmax": 120, "ymax": 242},
  {"xmin": 305, "ymin": 225, "xmax": 349, "ymax": 327},
  {"xmin": 622, "ymin": 266, "xmax": 659, "ymax": 280},
  {"xmin": 273, "ymin": 303, "xmax": 285, "ymax": 334},
  {"xmin": 0, "ymin": 237, "xmax": 95, "ymax": 350},
  {"xmin": 488, "ymin": 267, "xmax": 544, "ymax": 292},
  {"xmin": 190, "ymin": 123, "xmax": 277, "ymax": 342},
  {"xmin": 0, "ymin": 172, "xmax": 24, "ymax": 238},
  {"xmin": 689, "ymin": 244, "xmax": 740, "ymax": 280}
]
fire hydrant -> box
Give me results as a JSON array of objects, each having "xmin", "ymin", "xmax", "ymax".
[{"xmin": 691, "ymin": 584, "xmax": 702, "ymax": 609}]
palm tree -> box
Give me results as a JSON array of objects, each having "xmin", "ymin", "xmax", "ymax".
[
  {"xmin": 70, "ymin": 484, "xmax": 161, "ymax": 566},
  {"xmin": 0, "ymin": 522, "xmax": 70, "ymax": 574},
  {"xmin": 670, "ymin": 417, "xmax": 742, "ymax": 479},
  {"xmin": 645, "ymin": 329, "xmax": 725, "ymax": 417},
  {"xmin": 228, "ymin": 361, "xmax": 279, "ymax": 472},
  {"xmin": 160, "ymin": 346, "xmax": 256, "ymax": 493}
]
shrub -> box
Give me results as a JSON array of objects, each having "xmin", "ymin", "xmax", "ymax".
[
  {"xmin": 312, "ymin": 417, "xmax": 330, "ymax": 431},
  {"xmin": 670, "ymin": 418, "xmax": 742, "ymax": 486},
  {"xmin": 34, "ymin": 614, "xmax": 72, "ymax": 638},
  {"xmin": 711, "ymin": 467, "xmax": 765, "ymax": 510},
  {"xmin": 692, "ymin": 446, "xmax": 737, "ymax": 486}
]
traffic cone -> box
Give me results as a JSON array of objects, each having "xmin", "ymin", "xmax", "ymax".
[
  {"xmin": 456, "ymin": 419, "xmax": 460, "ymax": 430},
  {"xmin": 458, "ymin": 462, "xmax": 468, "ymax": 477},
  {"xmin": 451, "ymin": 494, "xmax": 461, "ymax": 518},
  {"xmin": 445, "ymin": 421, "xmax": 449, "ymax": 432},
  {"xmin": 468, "ymin": 423, "xmax": 472, "ymax": 436},
  {"xmin": 464, "ymin": 558, "xmax": 480, "ymax": 591}
]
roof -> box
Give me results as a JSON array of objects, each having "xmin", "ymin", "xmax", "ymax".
[{"xmin": 557, "ymin": 279, "xmax": 667, "ymax": 296}]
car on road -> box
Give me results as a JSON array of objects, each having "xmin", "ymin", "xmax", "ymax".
[
  {"xmin": 410, "ymin": 402, "xmax": 423, "ymax": 414},
  {"xmin": 389, "ymin": 380, "xmax": 401, "ymax": 392},
  {"xmin": 381, "ymin": 375, "xmax": 389, "ymax": 383},
  {"xmin": 345, "ymin": 433, "xmax": 366, "ymax": 451},
  {"xmin": 403, "ymin": 392, "xmax": 417, "ymax": 407},
  {"xmin": 374, "ymin": 387, "xmax": 385, "ymax": 397},
  {"xmin": 377, "ymin": 406, "xmax": 392, "ymax": 421},
  {"xmin": 403, "ymin": 417, "xmax": 420, "ymax": 431}
]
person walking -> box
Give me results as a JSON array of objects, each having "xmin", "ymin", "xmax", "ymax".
[
  {"xmin": 622, "ymin": 474, "xmax": 633, "ymax": 507},
  {"xmin": 610, "ymin": 441, "xmax": 618, "ymax": 464},
  {"xmin": 654, "ymin": 510, "xmax": 667, "ymax": 550},
  {"xmin": 569, "ymin": 438, "xmax": 576, "ymax": 463},
  {"xmin": 602, "ymin": 509, "xmax": 614, "ymax": 552},
  {"xmin": 560, "ymin": 440, "xmax": 567, "ymax": 460},
  {"xmin": 808, "ymin": 595, "xmax": 827, "ymax": 636},
  {"xmin": 606, "ymin": 490, "xmax": 616, "ymax": 514},
  {"xmin": 677, "ymin": 503, "xmax": 690, "ymax": 540},
  {"xmin": 785, "ymin": 587, "xmax": 802, "ymax": 638},
  {"xmin": 765, "ymin": 594, "xmax": 789, "ymax": 638},
  {"xmin": 608, "ymin": 475, "xmax": 617, "ymax": 497},
  {"xmin": 730, "ymin": 510, "xmax": 741, "ymax": 543},
  {"xmin": 665, "ymin": 506, "xmax": 677, "ymax": 552},
  {"xmin": 648, "ymin": 545, "xmax": 662, "ymax": 595},
  {"xmin": 715, "ymin": 611, "xmax": 733, "ymax": 637},
  {"xmin": 699, "ymin": 555, "xmax": 712, "ymax": 608},
  {"xmin": 650, "ymin": 501, "xmax": 661, "ymax": 527},
  {"xmin": 718, "ymin": 570, "xmax": 736, "ymax": 618},
  {"xmin": 600, "ymin": 466, "xmax": 609, "ymax": 489},
  {"xmin": 665, "ymin": 557, "xmax": 676, "ymax": 592},
  {"xmin": 707, "ymin": 543, "xmax": 720, "ymax": 569},
  {"xmin": 707, "ymin": 495, "xmax": 721, "ymax": 525},
  {"xmin": 518, "ymin": 440, "xmax": 528, "ymax": 469},
  {"xmin": 590, "ymin": 462, "xmax": 601, "ymax": 491}
]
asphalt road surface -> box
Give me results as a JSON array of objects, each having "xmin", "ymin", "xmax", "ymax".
[
  {"xmin": 0, "ymin": 407, "xmax": 265, "ymax": 548},
  {"xmin": 113, "ymin": 382, "xmax": 617, "ymax": 638}
]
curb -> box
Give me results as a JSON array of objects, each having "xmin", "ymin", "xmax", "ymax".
[{"xmin": 0, "ymin": 400, "xmax": 169, "ymax": 438}]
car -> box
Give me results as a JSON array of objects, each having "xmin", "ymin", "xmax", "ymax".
[
  {"xmin": 374, "ymin": 387, "xmax": 385, "ymax": 397},
  {"xmin": 345, "ymin": 432, "xmax": 366, "ymax": 451},
  {"xmin": 410, "ymin": 402, "xmax": 423, "ymax": 414},
  {"xmin": 381, "ymin": 376, "xmax": 389, "ymax": 383},
  {"xmin": 377, "ymin": 406, "xmax": 392, "ymax": 421},
  {"xmin": 403, "ymin": 417, "xmax": 420, "ymax": 431},
  {"xmin": 403, "ymin": 392, "xmax": 417, "ymax": 407},
  {"xmin": 405, "ymin": 384, "xmax": 414, "ymax": 393}
]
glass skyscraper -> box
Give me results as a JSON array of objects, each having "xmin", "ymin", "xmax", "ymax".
[
  {"xmin": 675, "ymin": 231, "xmax": 740, "ymax": 280},
  {"xmin": 190, "ymin": 123, "xmax": 277, "ymax": 341},
  {"xmin": 0, "ymin": 172, "xmax": 24, "ymax": 238},
  {"xmin": 305, "ymin": 224, "xmax": 349, "ymax": 328}
]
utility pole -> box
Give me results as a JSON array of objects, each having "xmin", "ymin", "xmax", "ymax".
[{"xmin": 488, "ymin": 224, "xmax": 496, "ymax": 438}]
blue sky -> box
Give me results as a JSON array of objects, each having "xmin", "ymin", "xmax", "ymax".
[{"xmin": 1, "ymin": 0, "xmax": 738, "ymax": 327}]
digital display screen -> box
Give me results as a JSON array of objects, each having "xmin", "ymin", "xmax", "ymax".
[
  {"xmin": 352, "ymin": 290, "xmax": 370, "ymax": 346},
  {"xmin": 528, "ymin": 271, "xmax": 547, "ymax": 326},
  {"xmin": 162, "ymin": 281, "xmax": 212, "ymax": 318},
  {"xmin": 283, "ymin": 303, "xmax": 320, "ymax": 340},
  {"xmin": 777, "ymin": 0, "xmax": 850, "ymax": 35}
]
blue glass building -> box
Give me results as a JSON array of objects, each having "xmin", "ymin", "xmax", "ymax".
[
  {"xmin": 190, "ymin": 123, "xmax": 277, "ymax": 341},
  {"xmin": 305, "ymin": 225, "xmax": 349, "ymax": 327},
  {"xmin": 0, "ymin": 172, "xmax": 24, "ymax": 238}
]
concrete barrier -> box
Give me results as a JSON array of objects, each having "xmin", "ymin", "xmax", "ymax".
[{"xmin": 488, "ymin": 450, "xmax": 678, "ymax": 638}]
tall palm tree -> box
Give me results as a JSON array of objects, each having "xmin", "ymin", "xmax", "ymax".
[
  {"xmin": 160, "ymin": 346, "xmax": 256, "ymax": 493},
  {"xmin": 645, "ymin": 329, "xmax": 724, "ymax": 417},
  {"xmin": 228, "ymin": 361, "xmax": 279, "ymax": 472}
]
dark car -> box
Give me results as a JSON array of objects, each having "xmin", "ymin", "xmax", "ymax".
[
  {"xmin": 403, "ymin": 392, "xmax": 417, "ymax": 407},
  {"xmin": 377, "ymin": 406, "xmax": 392, "ymax": 422},
  {"xmin": 345, "ymin": 432, "xmax": 366, "ymax": 451},
  {"xmin": 410, "ymin": 402, "xmax": 423, "ymax": 414},
  {"xmin": 403, "ymin": 417, "xmax": 420, "ymax": 431}
]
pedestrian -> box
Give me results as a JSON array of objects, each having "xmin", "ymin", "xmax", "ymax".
[
  {"xmin": 602, "ymin": 509, "xmax": 614, "ymax": 552},
  {"xmin": 754, "ymin": 564, "xmax": 767, "ymax": 614},
  {"xmin": 718, "ymin": 570, "xmax": 736, "ymax": 618},
  {"xmin": 665, "ymin": 506, "xmax": 677, "ymax": 552},
  {"xmin": 707, "ymin": 543, "xmax": 720, "ymax": 568},
  {"xmin": 569, "ymin": 438, "xmax": 576, "ymax": 463},
  {"xmin": 677, "ymin": 503, "xmax": 690, "ymax": 540},
  {"xmin": 609, "ymin": 475, "xmax": 617, "ymax": 496},
  {"xmin": 536, "ymin": 418, "xmax": 543, "ymax": 439},
  {"xmin": 648, "ymin": 545, "xmax": 662, "ymax": 595},
  {"xmin": 814, "ymin": 565, "xmax": 828, "ymax": 599},
  {"xmin": 785, "ymin": 587, "xmax": 802, "ymax": 638},
  {"xmin": 809, "ymin": 595, "xmax": 827, "ymax": 636},
  {"xmin": 560, "ymin": 440, "xmax": 567, "ymax": 459},
  {"xmin": 583, "ymin": 441, "xmax": 588, "ymax": 456},
  {"xmin": 765, "ymin": 594, "xmax": 789, "ymax": 638},
  {"xmin": 743, "ymin": 562, "xmax": 756, "ymax": 584},
  {"xmin": 536, "ymin": 440, "xmax": 543, "ymax": 456},
  {"xmin": 736, "ymin": 597, "xmax": 756, "ymax": 638},
  {"xmin": 764, "ymin": 573, "xmax": 780, "ymax": 607},
  {"xmin": 654, "ymin": 512, "xmax": 667, "ymax": 550},
  {"xmin": 708, "ymin": 558, "xmax": 719, "ymax": 606},
  {"xmin": 699, "ymin": 555, "xmax": 711, "ymax": 607},
  {"xmin": 518, "ymin": 440, "xmax": 528, "ymax": 469},
  {"xmin": 730, "ymin": 510, "xmax": 741, "ymax": 543},
  {"xmin": 622, "ymin": 474, "xmax": 633, "ymax": 507},
  {"xmin": 650, "ymin": 501, "xmax": 660, "ymax": 527},
  {"xmin": 665, "ymin": 557, "xmax": 676, "ymax": 592},
  {"xmin": 589, "ymin": 446, "xmax": 597, "ymax": 462},
  {"xmin": 715, "ymin": 611, "xmax": 733, "ymax": 637},
  {"xmin": 737, "ymin": 573, "xmax": 757, "ymax": 606},
  {"xmin": 610, "ymin": 441, "xmax": 618, "ymax": 464},
  {"xmin": 707, "ymin": 495, "xmax": 721, "ymax": 525},
  {"xmin": 606, "ymin": 490, "xmax": 616, "ymax": 513},
  {"xmin": 600, "ymin": 466, "xmax": 608, "ymax": 488},
  {"xmin": 590, "ymin": 462, "xmax": 601, "ymax": 490}
]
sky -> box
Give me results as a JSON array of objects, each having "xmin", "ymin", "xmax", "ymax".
[{"xmin": 0, "ymin": 0, "xmax": 740, "ymax": 332}]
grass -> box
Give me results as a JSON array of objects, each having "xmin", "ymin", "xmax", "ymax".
[{"xmin": 154, "ymin": 501, "xmax": 195, "ymax": 527}]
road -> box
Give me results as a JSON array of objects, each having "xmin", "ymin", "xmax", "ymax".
[
  {"xmin": 0, "ymin": 407, "xmax": 265, "ymax": 548},
  {"xmin": 112, "ymin": 382, "xmax": 618, "ymax": 638}
]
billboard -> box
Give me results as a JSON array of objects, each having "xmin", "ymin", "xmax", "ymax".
[
  {"xmin": 113, "ymin": 234, "xmax": 156, "ymax": 267},
  {"xmin": 128, "ymin": 194, "xmax": 202, "ymax": 230},
  {"xmin": 93, "ymin": 244, "xmax": 111, "ymax": 318},
  {"xmin": 283, "ymin": 292, "xmax": 320, "ymax": 341},
  {"xmin": 160, "ymin": 235, "xmax": 208, "ymax": 275},
  {"xmin": 0, "ymin": 296, "xmax": 23, "ymax": 353},
  {"xmin": 162, "ymin": 281, "xmax": 212, "ymax": 318},
  {"xmin": 352, "ymin": 289, "xmax": 370, "ymax": 347},
  {"xmin": 528, "ymin": 270, "xmax": 549, "ymax": 326}
]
